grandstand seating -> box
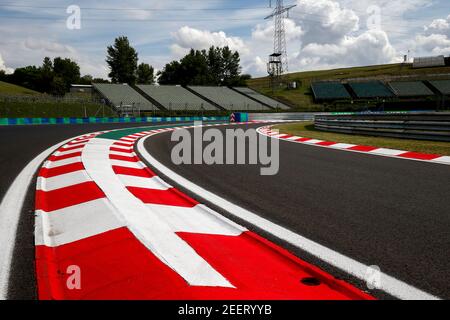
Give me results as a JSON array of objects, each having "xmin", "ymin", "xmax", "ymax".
[
  {"xmin": 428, "ymin": 80, "xmax": 450, "ymax": 95},
  {"xmin": 188, "ymin": 86, "xmax": 271, "ymax": 111},
  {"xmin": 388, "ymin": 81, "xmax": 435, "ymax": 97},
  {"xmin": 232, "ymin": 87, "xmax": 291, "ymax": 110},
  {"xmin": 137, "ymin": 85, "xmax": 219, "ymax": 111},
  {"xmin": 348, "ymin": 81, "xmax": 394, "ymax": 99},
  {"xmin": 311, "ymin": 82, "xmax": 352, "ymax": 100},
  {"xmin": 92, "ymin": 83, "xmax": 155, "ymax": 111}
]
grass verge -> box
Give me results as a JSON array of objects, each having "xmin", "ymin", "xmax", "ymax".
[
  {"xmin": 273, "ymin": 122, "xmax": 450, "ymax": 156},
  {"xmin": 0, "ymin": 101, "xmax": 117, "ymax": 118},
  {"xmin": 0, "ymin": 81, "xmax": 40, "ymax": 95}
]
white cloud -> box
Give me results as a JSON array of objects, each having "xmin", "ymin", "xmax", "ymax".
[
  {"xmin": 0, "ymin": 53, "xmax": 14, "ymax": 74},
  {"xmin": 170, "ymin": 26, "xmax": 249, "ymax": 58},
  {"xmin": 24, "ymin": 39, "xmax": 75, "ymax": 54},
  {"xmin": 167, "ymin": 0, "xmax": 401, "ymax": 76},
  {"xmin": 293, "ymin": 0, "xmax": 360, "ymax": 45},
  {"xmin": 414, "ymin": 14, "xmax": 450, "ymax": 56},
  {"xmin": 298, "ymin": 29, "xmax": 397, "ymax": 66},
  {"xmin": 0, "ymin": 0, "xmax": 447, "ymax": 79}
]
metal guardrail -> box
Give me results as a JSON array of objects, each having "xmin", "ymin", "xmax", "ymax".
[
  {"xmin": 249, "ymin": 112, "xmax": 317, "ymax": 121},
  {"xmin": 314, "ymin": 112, "xmax": 450, "ymax": 142}
]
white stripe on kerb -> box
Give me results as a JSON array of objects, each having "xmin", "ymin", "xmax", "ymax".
[
  {"xmin": 55, "ymin": 147, "xmax": 84, "ymax": 157},
  {"xmin": 110, "ymin": 150, "xmax": 137, "ymax": 158},
  {"xmin": 35, "ymin": 199, "xmax": 124, "ymax": 247},
  {"xmin": 110, "ymin": 159, "xmax": 145, "ymax": 169},
  {"xmin": 82, "ymin": 138, "xmax": 234, "ymax": 288},
  {"xmin": 118, "ymin": 175, "xmax": 171, "ymax": 190},
  {"xmin": 330, "ymin": 143, "xmax": 357, "ymax": 149},
  {"xmin": 370, "ymin": 148, "xmax": 406, "ymax": 156},
  {"xmin": 137, "ymin": 134, "xmax": 440, "ymax": 300},
  {"xmin": 0, "ymin": 135, "xmax": 86, "ymax": 299},
  {"xmin": 144, "ymin": 204, "xmax": 245, "ymax": 236},
  {"xmin": 431, "ymin": 156, "xmax": 450, "ymax": 164},
  {"xmin": 43, "ymin": 157, "xmax": 81, "ymax": 168},
  {"xmin": 37, "ymin": 171, "xmax": 91, "ymax": 191}
]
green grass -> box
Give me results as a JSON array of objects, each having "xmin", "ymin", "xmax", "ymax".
[
  {"xmin": 0, "ymin": 101, "xmax": 117, "ymax": 118},
  {"xmin": 0, "ymin": 81, "xmax": 40, "ymax": 95},
  {"xmin": 247, "ymin": 63, "xmax": 450, "ymax": 111},
  {"xmin": 273, "ymin": 122, "xmax": 450, "ymax": 156}
]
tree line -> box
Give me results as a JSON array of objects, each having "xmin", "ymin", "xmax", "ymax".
[{"xmin": 0, "ymin": 36, "xmax": 251, "ymax": 96}]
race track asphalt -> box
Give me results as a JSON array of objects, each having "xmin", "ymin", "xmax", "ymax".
[
  {"xmin": 2, "ymin": 121, "xmax": 449, "ymax": 299},
  {"xmin": 143, "ymin": 123, "xmax": 450, "ymax": 299},
  {"xmin": 0, "ymin": 122, "xmax": 199, "ymax": 299}
]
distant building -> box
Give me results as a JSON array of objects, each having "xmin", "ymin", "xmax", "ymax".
[
  {"xmin": 70, "ymin": 84, "xmax": 93, "ymax": 94},
  {"xmin": 413, "ymin": 55, "xmax": 446, "ymax": 68}
]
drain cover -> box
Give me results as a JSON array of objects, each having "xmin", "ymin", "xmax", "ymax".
[{"xmin": 300, "ymin": 277, "xmax": 321, "ymax": 286}]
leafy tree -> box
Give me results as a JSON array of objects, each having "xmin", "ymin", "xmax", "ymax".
[
  {"xmin": 179, "ymin": 49, "xmax": 209, "ymax": 85},
  {"xmin": 53, "ymin": 57, "xmax": 81, "ymax": 89},
  {"xmin": 92, "ymin": 77, "xmax": 110, "ymax": 84},
  {"xmin": 157, "ymin": 46, "xmax": 243, "ymax": 86},
  {"xmin": 7, "ymin": 57, "xmax": 81, "ymax": 95},
  {"xmin": 79, "ymin": 74, "xmax": 93, "ymax": 85},
  {"xmin": 39, "ymin": 57, "xmax": 54, "ymax": 93},
  {"xmin": 137, "ymin": 63, "xmax": 155, "ymax": 84},
  {"xmin": 106, "ymin": 36, "xmax": 138, "ymax": 84},
  {"xmin": 157, "ymin": 61, "xmax": 182, "ymax": 85},
  {"xmin": 11, "ymin": 66, "xmax": 42, "ymax": 91},
  {"xmin": 0, "ymin": 69, "xmax": 7, "ymax": 81},
  {"xmin": 234, "ymin": 74, "xmax": 252, "ymax": 87},
  {"xmin": 207, "ymin": 46, "xmax": 223, "ymax": 85},
  {"xmin": 50, "ymin": 76, "xmax": 67, "ymax": 96},
  {"xmin": 221, "ymin": 46, "xmax": 241, "ymax": 86}
]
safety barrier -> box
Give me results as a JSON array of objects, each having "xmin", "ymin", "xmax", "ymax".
[
  {"xmin": 314, "ymin": 112, "xmax": 450, "ymax": 142},
  {"xmin": 249, "ymin": 112, "xmax": 316, "ymax": 121},
  {"xmin": 0, "ymin": 116, "xmax": 229, "ymax": 126}
]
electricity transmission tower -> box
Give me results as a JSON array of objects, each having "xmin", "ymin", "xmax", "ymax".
[{"xmin": 265, "ymin": 0, "xmax": 296, "ymax": 90}]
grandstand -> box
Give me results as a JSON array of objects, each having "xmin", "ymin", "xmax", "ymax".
[
  {"xmin": 388, "ymin": 81, "xmax": 435, "ymax": 97},
  {"xmin": 137, "ymin": 85, "xmax": 219, "ymax": 111},
  {"xmin": 92, "ymin": 83, "xmax": 155, "ymax": 111},
  {"xmin": 232, "ymin": 87, "xmax": 291, "ymax": 110},
  {"xmin": 348, "ymin": 81, "xmax": 394, "ymax": 99},
  {"xmin": 428, "ymin": 80, "xmax": 450, "ymax": 95},
  {"xmin": 311, "ymin": 82, "xmax": 352, "ymax": 101},
  {"xmin": 188, "ymin": 86, "xmax": 271, "ymax": 111}
]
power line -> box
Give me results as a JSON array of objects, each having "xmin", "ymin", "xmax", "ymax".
[
  {"xmin": 0, "ymin": 2, "xmax": 443, "ymax": 25},
  {"xmin": 0, "ymin": 4, "xmax": 271, "ymax": 11},
  {"xmin": 0, "ymin": 15, "xmax": 264, "ymax": 22}
]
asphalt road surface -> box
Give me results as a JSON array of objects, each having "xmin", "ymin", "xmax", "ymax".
[
  {"xmin": 0, "ymin": 122, "xmax": 203, "ymax": 299},
  {"xmin": 143, "ymin": 123, "xmax": 450, "ymax": 299},
  {"xmin": 2, "ymin": 121, "xmax": 449, "ymax": 299}
]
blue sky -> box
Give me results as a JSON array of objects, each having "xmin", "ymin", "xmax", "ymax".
[{"xmin": 0, "ymin": 0, "xmax": 449, "ymax": 78}]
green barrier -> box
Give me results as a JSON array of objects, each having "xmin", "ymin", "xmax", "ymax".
[{"xmin": 0, "ymin": 116, "xmax": 229, "ymax": 126}]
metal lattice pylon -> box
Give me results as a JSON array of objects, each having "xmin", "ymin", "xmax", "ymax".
[{"xmin": 265, "ymin": 0, "xmax": 296, "ymax": 82}]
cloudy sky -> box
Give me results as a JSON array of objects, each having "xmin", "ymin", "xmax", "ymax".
[{"xmin": 0, "ymin": 0, "xmax": 449, "ymax": 78}]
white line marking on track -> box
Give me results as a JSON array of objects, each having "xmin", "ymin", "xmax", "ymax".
[
  {"xmin": 0, "ymin": 136, "xmax": 83, "ymax": 299},
  {"xmin": 257, "ymin": 125, "xmax": 450, "ymax": 167},
  {"xmin": 118, "ymin": 175, "xmax": 171, "ymax": 190},
  {"xmin": 137, "ymin": 134, "xmax": 440, "ymax": 300},
  {"xmin": 82, "ymin": 137, "xmax": 234, "ymax": 288},
  {"xmin": 35, "ymin": 199, "xmax": 125, "ymax": 247},
  {"xmin": 37, "ymin": 171, "xmax": 92, "ymax": 191},
  {"xmin": 43, "ymin": 157, "xmax": 81, "ymax": 168}
]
